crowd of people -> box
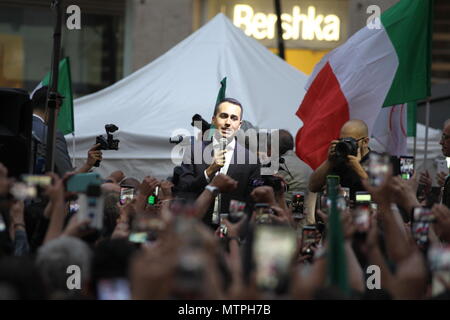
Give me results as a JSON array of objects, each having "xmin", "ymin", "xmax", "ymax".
[{"xmin": 0, "ymin": 93, "xmax": 449, "ymax": 300}]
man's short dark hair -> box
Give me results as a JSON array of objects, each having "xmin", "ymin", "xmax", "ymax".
[
  {"xmin": 214, "ymin": 97, "xmax": 244, "ymax": 119},
  {"xmin": 279, "ymin": 129, "xmax": 294, "ymax": 155},
  {"xmin": 31, "ymin": 85, "xmax": 63, "ymax": 112},
  {"xmin": 31, "ymin": 86, "xmax": 49, "ymax": 112}
]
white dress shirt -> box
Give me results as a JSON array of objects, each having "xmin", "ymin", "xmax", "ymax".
[{"xmin": 204, "ymin": 137, "xmax": 236, "ymax": 224}]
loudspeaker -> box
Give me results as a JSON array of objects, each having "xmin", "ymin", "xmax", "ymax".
[{"xmin": 0, "ymin": 88, "xmax": 32, "ymax": 178}]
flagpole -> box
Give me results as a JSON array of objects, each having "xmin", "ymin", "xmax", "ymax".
[
  {"xmin": 72, "ymin": 132, "xmax": 76, "ymax": 167},
  {"xmin": 413, "ymin": 132, "xmax": 417, "ymax": 168},
  {"xmin": 274, "ymin": 0, "xmax": 285, "ymax": 60},
  {"xmin": 45, "ymin": 0, "xmax": 63, "ymax": 172},
  {"xmin": 424, "ymin": 98, "xmax": 431, "ymax": 170}
]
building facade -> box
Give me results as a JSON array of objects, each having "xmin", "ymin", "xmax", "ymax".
[{"xmin": 0, "ymin": 0, "xmax": 448, "ymax": 101}]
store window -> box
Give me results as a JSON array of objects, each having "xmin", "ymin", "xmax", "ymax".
[
  {"xmin": 0, "ymin": 1, "xmax": 124, "ymax": 97},
  {"xmin": 205, "ymin": 0, "xmax": 349, "ymax": 74}
]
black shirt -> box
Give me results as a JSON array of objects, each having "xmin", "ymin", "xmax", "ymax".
[{"xmin": 330, "ymin": 150, "xmax": 372, "ymax": 200}]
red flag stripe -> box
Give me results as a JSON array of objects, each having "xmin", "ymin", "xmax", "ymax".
[{"xmin": 295, "ymin": 62, "xmax": 350, "ymax": 170}]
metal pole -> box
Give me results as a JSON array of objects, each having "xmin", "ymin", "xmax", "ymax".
[
  {"xmin": 424, "ymin": 98, "xmax": 431, "ymax": 170},
  {"xmin": 274, "ymin": 0, "xmax": 285, "ymax": 60},
  {"xmin": 45, "ymin": 0, "xmax": 63, "ymax": 172},
  {"xmin": 72, "ymin": 132, "xmax": 75, "ymax": 167}
]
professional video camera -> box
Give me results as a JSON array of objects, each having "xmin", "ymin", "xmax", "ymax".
[
  {"xmin": 191, "ymin": 114, "xmax": 211, "ymax": 135},
  {"xmin": 168, "ymin": 114, "xmax": 212, "ymax": 145},
  {"xmin": 334, "ymin": 137, "xmax": 358, "ymax": 159},
  {"xmin": 94, "ymin": 124, "xmax": 120, "ymax": 167}
]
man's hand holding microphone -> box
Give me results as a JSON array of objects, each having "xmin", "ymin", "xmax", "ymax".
[{"xmin": 205, "ymin": 137, "xmax": 228, "ymax": 179}]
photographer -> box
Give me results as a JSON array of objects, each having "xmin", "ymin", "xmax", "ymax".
[
  {"xmin": 308, "ymin": 119, "xmax": 371, "ymax": 198},
  {"xmin": 31, "ymin": 86, "xmax": 103, "ymax": 176}
]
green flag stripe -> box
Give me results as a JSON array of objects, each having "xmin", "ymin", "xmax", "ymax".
[
  {"xmin": 381, "ymin": 0, "xmax": 432, "ymax": 107},
  {"xmin": 42, "ymin": 57, "xmax": 74, "ymax": 135}
]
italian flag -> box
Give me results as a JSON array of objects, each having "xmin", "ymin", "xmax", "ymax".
[{"xmin": 295, "ymin": 0, "xmax": 432, "ymax": 170}]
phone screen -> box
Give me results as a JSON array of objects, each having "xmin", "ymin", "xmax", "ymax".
[
  {"xmin": 97, "ymin": 278, "xmax": 131, "ymax": 300},
  {"xmin": 254, "ymin": 203, "xmax": 272, "ymax": 224},
  {"xmin": 253, "ymin": 225, "xmax": 297, "ymax": 291},
  {"xmin": 354, "ymin": 203, "xmax": 371, "ymax": 233},
  {"xmin": 399, "ymin": 156, "xmax": 414, "ymax": 180},
  {"xmin": 301, "ymin": 226, "xmax": 319, "ymax": 254},
  {"xmin": 436, "ymin": 158, "xmax": 449, "ymax": 175},
  {"xmin": 147, "ymin": 186, "xmax": 159, "ymax": 205},
  {"xmin": 22, "ymin": 175, "xmax": 52, "ymax": 186},
  {"xmin": 367, "ymin": 153, "xmax": 390, "ymax": 187},
  {"xmin": 120, "ymin": 187, "xmax": 134, "ymax": 205},
  {"xmin": 292, "ymin": 192, "xmax": 304, "ymax": 217},
  {"xmin": 411, "ymin": 207, "xmax": 435, "ymax": 248},
  {"xmin": 355, "ymin": 192, "xmax": 371, "ymax": 203},
  {"xmin": 129, "ymin": 232, "xmax": 148, "ymax": 243}
]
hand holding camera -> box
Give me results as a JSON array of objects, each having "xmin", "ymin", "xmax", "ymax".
[
  {"xmin": 327, "ymin": 139, "xmax": 340, "ymax": 161},
  {"xmin": 86, "ymin": 143, "xmax": 103, "ymax": 167},
  {"xmin": 94, "ymin": 124, "xmax": 120, "ymax": 167}
]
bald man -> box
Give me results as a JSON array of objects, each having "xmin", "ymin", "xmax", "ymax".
[{"xmin": 309, "ymin": 119, "xmax": 371, "ymax": 198}]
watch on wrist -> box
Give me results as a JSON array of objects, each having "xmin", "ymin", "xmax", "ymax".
[{"xmin": 205, "ymin": 185, "xmax": 220, "ymax": 197}]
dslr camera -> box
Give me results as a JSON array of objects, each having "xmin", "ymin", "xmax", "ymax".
[
  {"xmin": 94, "ymin": 124, "xmax": 120, "ymax": 167},
  {"xmin": 334, "ymin": 137, "xmax": 358, "ymax": 159}
]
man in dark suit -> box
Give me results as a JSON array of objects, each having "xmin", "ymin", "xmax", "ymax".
[
  {"xmin": 31, "ymin": 86, "xmax": 102, "ymax": 176},
  {"xmin": 177, "ymin": 98, "xmax": 260, "ymax": 226}
]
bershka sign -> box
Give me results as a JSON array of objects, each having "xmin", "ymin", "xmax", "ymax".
[
  {"xmin": 234, "ymin": 4, "xmax": 340, "ymax": 41},
  {"xmin": 218, "ymin": 0, "xmax": 348, "ymax": 49}
]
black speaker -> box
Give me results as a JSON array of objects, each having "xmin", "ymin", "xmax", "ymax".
[{"xmin": 0, "ymin": 88, "xmax": 32, "ymax": 178}]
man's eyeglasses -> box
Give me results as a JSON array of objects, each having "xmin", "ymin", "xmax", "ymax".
[{"xmin": 441, "ymin": 133, "xmax": 450, "ymax": 141}]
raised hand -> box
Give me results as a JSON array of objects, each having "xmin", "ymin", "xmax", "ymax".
[{"xmin": 210, "ymin": 174, "xmax": 238, "ymax": 193}]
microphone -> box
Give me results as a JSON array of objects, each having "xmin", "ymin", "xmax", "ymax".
[
  {"xmin": 220, "ymin": 137, "xmax": 228, "ymax": 150},
  {"xmin": 219, "ymin": 137, "xmax": 228, "ymax": 165}
]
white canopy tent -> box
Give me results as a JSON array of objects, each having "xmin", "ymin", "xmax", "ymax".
[
  {"xmin": 370, "ymin": 123, "xmax": 447, "ymax": 184},
  {"xmin": 66, "ymin": 13, "xmax": 308, "ymax": 179}
]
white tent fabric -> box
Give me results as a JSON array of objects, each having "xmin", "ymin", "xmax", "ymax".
[{"xmin": 66, "ymin": 13, "xmax": 308, "ymax": 179}]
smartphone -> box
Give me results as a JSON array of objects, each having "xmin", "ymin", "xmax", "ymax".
[
  {"xmin": 229, "ymin": 200, "xmax": 246, "ymax": 223},
  {"xmin": 219, "ymin": 213, "xmax": 228, "ymax": 238},
  {"xmin": 10, "ymin": 175, "xmax": 52, "ymax": 200},
  {"xmin": 21, "ymin": 174, "xmax": 52, "ymax": 187},
  {"xmin": 128, "ymin": 232, "xmax": 148, "ymax": 244},
  {"xmin": 399, "ymin": 156, "xmax": 414, "ymax": 180},
  {"xmin": 119, "ymin": 186, "xmax": 135, "ymax": 205},
  {"xmin": 411, "ymin": 207, "xmax": 435, "ymax": 248},
  {"xmin": 253, "ymin": 225, "xmax": 297, "ymax": 291},
  {"xmin": 436, "ymin": 157, "xmax": 449, "ymax": 175},
  {"xmin": 301, "ymin": 225, "xmax": 319, "ymax": 255},
  {"xmin": 147, "ymin": 186, "xmax": 159, "ymax": 205},
  {"xmin": 428, "ymin": 245, "xmax": 450, "ymax": 297},
  {"xmin": 340, "ymin": 187, "xmax": 350, "ymax": 202},
  {"xmin": 67, "ymin": 172, "xmax": 102, "ymax": 193},
  {"xmin": 97, "ymin": 278, "xmax": 131, "ymax": 300},
  {"xmin": 292, "ymin": 192, "xmax": 305, "ymax": 218},
  {"xmin": 254, "ymin": 203, "xmax": 273, "ymax": 224},
  {"xmin": 354, "ymin": 203, "xmax": 371, "ymax": 234},
  {"xmin": 77, "ymin": 185, "xmax": 104, "ymax": 230},
  {"xmin": 367, "ymin": 153, "xmax": 390, "ymax": 187},
  {"xmin": 355, "ymin": 191, "xmax": 371, "ymax": 203}
]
